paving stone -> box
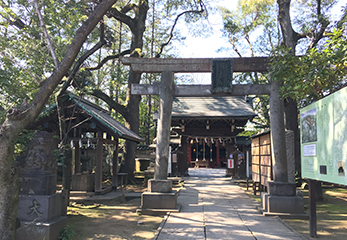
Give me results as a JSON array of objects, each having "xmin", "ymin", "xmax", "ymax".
[{"xmin": 154, "ymin": 168, "xmax": 306, "ymax": 240}]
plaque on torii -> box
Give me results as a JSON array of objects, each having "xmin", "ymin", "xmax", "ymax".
[{"xmin": 120, "ymin": 57, "xmax": 287, "ymax": 184}]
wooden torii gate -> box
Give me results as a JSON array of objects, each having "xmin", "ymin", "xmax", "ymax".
[{"xmin": 121, "ymin": 57, "xmax": 302, "ymax": 215}]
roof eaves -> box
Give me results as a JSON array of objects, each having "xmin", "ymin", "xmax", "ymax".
[{"xmin": 69, "ymin": 96, "xmax": 124, "ymax": 138}]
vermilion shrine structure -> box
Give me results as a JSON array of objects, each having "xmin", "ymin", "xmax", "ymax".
[{"xmin": 121, "ymin": 57, "xmax": 305, "ymax": 216}]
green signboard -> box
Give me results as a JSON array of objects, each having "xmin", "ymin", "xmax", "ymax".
[{"xmin": 300, "ymin": 87, "xmax": 347, "ymax": 186}]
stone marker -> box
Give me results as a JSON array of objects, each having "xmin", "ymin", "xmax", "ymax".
[{"xmin": 16, "ymin": 131, "xmax": 67, "ymax": 240}]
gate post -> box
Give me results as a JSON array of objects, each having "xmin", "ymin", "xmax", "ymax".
[
  {"xmin": 260, "ymin": 81, "xmax": 306, "ymax": 218},
  {"xmin": 269, "ymin": 80, "xmax": 288, "ymax": 182},
  {"xmin": 154, "ymin": 71, "xmax": 174, "ymax": 180}
]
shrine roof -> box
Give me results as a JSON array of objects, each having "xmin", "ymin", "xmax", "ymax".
[
  {"xmin": 67, "ymin": 94, "xmax": 144, "ymax": 143},
  {"xmin": 172, "ymin": 96, "xmax": 256, "ymax": 119},
  {"xmin": 36, "ymin": 93, "xmax": 143, "ymax": 143}
]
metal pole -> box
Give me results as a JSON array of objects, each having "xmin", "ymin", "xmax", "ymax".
[{"xmin": 309, "ymin": 179, "xmax": 317, "ymax": 238}]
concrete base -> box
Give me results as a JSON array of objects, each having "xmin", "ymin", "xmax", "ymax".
[
  {"xmin": 16, "ymin": 216, "xmax": 67, "ymax": 240},
  {"xmin": 142, "ymin": 190, "xmax": 178, "ymax": 209},
  {"xmin": 262, "ymin": 211, "xmax": 309, "ymax": 220},
  {"xmin": 136, "ymin": 204, "xmax": 181, "ymax": 216},
  {"xmin": 261, "ymin": 192, "xmax": 306, "ymax": 218},
  {"xmin": 139, "ymin": 189, "xmax": 179, "ymax": 215}
]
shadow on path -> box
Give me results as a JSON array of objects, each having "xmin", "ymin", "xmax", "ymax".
[{"xmin": 156, "ymin": 168, "xmax": 306, "ymax": 240}]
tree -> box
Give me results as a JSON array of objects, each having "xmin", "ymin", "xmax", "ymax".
[
  {"xmin": 219, "ymin": 0, "xmax": 279, "ymax": 127},
  {"xmin": 220, "ymin": 0, "xmax": 347, "ymax": 173},
  {"xmin": 275, "ymin": 0, "xmax": 347, "ymax": 172},
  {"xmin": 271, "ymin": 29, "xmax": 347, "ymax": 105},
  {"xmin": 0, "ymin": 1, "xmax": 118, "ymax": 238},
  {"xmin": 72, "ymin": 0, "xmax": 207, "ymax": 181}
]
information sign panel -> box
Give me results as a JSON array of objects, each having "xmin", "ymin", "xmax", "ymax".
[{"xmin": 300, "ymin": 87, "xmax": 347, "ymax": 185}]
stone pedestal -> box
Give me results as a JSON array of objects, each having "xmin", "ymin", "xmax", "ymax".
[
  {"xmin": 16, "ymin": 216, "xmax": 67, "ymax": 240},
  {"xmin": 137, "ymin": 179, "xmax": 180, "ymax": 215},
  {"xmin": 16, "ymin": 131, "xmax": 67, "ymax": 240},
  {"xmin": 260, "ymin": 181, "xmax": 308, "ymax": 219}
]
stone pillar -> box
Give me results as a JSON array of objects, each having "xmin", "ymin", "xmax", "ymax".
[
  {"xmin": 139, "ymin": 71, "xmax": 179, "ymax": 215},
  {"xmin": 16, "ymin": 131, "xmax": 66, "ymax": 240},
  {"xmin": 154, "ymin": 71, "xmax": 174, "ymax": 180},
  {"xmin": 179, "ymin": 135, "xmax": 189, "ymax": 175},
  {"xmin": 261, "ymin": 81, "xmax": 306, "ymax": 218},
  {"xmin": 269, "ymin": 81, "xmax": 288, "ymax": 182}
]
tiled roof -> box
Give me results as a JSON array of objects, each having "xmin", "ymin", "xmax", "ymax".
[
  {"xmin": 68, "ymin": 93, "xmax": 144, "ymax": 143},
  {"xmin": 172, "ymin": 96, "xmax": 256, "ymax": 119}
]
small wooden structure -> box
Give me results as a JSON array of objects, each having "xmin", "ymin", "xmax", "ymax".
[
  {"xmin": 251, "ymin": 130, "xmax": 296, "ymax": 194},
  {"xmin": 34, "ymin": 93, "xmax": 144, "ymax": 194},
  {"xmin": 251, "ymin": 130, "xmax": 272, "ymax": 193}
]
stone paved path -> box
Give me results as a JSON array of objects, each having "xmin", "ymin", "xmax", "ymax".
[{"xmin": 155, "ymin": 168, "xmax": 306, "ymax": 240}]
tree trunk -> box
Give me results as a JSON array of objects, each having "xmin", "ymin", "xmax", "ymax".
[
  {"xmin": 122, "ymin": 2, "xmax": 149, "ymax": 182},
  {"xmin": 0, "ymin": 1, "xmax": 118, "ymax": 238},
  {"xmin": 0, "ymin": 137, "xmax": 19, "ymax": 240},
  {"xmin": 123, "ymin": 70, "xmax": 142, "ymax": 181},
  {"xmin": 277, "ymin": 0, "xmax": 297, "ymax": 52},
  {"xmin": 277, "ymin": 0, "xmax": 301, "ymax": 173}
]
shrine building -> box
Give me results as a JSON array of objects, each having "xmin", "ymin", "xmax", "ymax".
[{"xmin": 170, "ymin": 95, "xmax": 256, "ymax": 175}]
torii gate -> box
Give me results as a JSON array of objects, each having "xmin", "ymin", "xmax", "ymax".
[{"xmin": 121, "ymin": 57, "xmax": 303, "ymax": 215}]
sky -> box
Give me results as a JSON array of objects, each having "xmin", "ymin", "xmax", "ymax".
[{"xmin": 173, "ymin": 0, "xmax": 347, "ymax": 84}]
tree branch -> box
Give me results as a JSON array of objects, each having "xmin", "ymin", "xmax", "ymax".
[
  {"xmin": 229, "ymin": 38, "xmax": 242, "ymax": 58},
  {"xmin": 84, "ymin": 49, "xmax": 131, "ymax": 71},
  {"xmin": 108, "ymin": 6, "xmax": 135, "ymax": 31},
  {"xmin": 308, "ymin": 0, "xmax": 329, "ymax": 50},
  {"xmin": 59, "ymin": 23, "xmax": 107, "ymax": 96},
  {"xmin": 91, "ymin": 89, "xmax": 128, "ymax": 119},
  {"xmin": 0, "ymin": 51, "xmax": 40, "ymax": 85},
  {"xmin": 7, "ymin": 0, "xmax": 118, "ymax": 125},
  {"xmin": 156, "ymin": 2, "xmax": 205, "ymax": 58},
  {"xmin": 33, "ymin": 0, "xmax": 59, "ymax": 68},
  {"xmin": 277, "ymin": 0, "xmax": 299, "ymax": 53},
  {"xmin": 121, "ymin": 3, "xmax": 137, "ymax": 14}
]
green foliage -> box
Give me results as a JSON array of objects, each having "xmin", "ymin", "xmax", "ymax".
[
  {"xmin": 59, "ymin": 225, "xmax": 75, "ymax": 240},
  {"xmin": 219, "ymin": 0, "xmax": 278, "ymax": 57},
  {"xmin": 237, "ymin": 130, "xmax": 258, "ymax": 137},
  {"xmin": 0, "ymin": 0, "xmax": 94, "ymax": 114},
  {"xmin": 270, "ymin": 29, "xmax": 347, "ymax": 106},
  {"xmin": 14, "ymin": 130, "xmax": 35, "ymax": 160}
]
